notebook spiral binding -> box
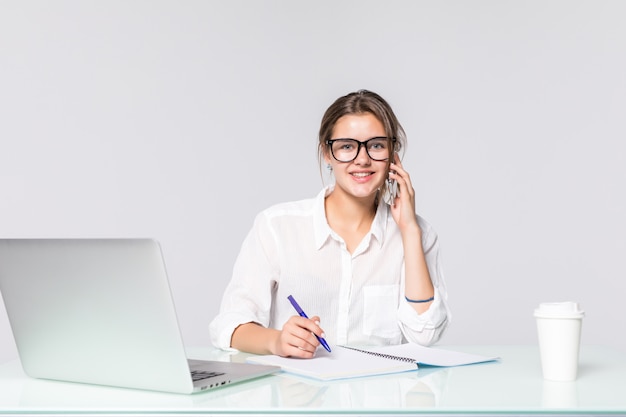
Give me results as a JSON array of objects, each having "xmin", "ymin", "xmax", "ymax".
[{"xmin": 339, "ymin": 345, "xmax": 416, "ymax": 364}]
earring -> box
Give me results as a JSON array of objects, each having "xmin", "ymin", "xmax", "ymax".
[{"xmin": 326, "ymin": 164, "xmax": 332, "ymax": 171}]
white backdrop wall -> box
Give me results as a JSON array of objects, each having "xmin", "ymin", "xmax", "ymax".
[{"xmin": 1, "ymin": 1, "xmax": 625, "ymax": 363}]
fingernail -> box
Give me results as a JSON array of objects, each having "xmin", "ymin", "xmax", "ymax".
[
  {"xmin": 321, "ymin": 332, "xmax": 326, "ymax": 338},
  {"xmin": 315, "ymin": 320, "xmax": 320, "ymax": 326}
]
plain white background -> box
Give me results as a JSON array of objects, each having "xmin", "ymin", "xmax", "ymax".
[{"xmin": 1, "ymin": 1, "xmax": 625, "ymax": 364}]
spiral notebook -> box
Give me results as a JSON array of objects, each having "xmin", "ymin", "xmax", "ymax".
[{"xmin": 246, "ymin": 344, "xmax": 499, "ymax": 381}]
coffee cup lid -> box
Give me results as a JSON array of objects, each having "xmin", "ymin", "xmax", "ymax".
[{"xmin": 534, "ymin": 301, "xmax": 585, "ymax": 319}]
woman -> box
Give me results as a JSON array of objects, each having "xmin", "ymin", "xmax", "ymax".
[{"xmin": 209, "ymin": 90, "xmax": 450, "ymax": 358}]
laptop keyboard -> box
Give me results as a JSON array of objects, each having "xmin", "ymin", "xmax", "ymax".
[{"xmin": 191, "ymin": 370, "xmax": 225, "ymax": 382}]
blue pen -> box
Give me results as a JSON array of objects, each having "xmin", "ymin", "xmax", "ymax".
[{"xmin": 287, "ymin": 295, "xmax": 332, "ymax": 352}]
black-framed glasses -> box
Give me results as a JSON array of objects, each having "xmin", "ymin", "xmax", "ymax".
[{"xmin": 326, "ymin": 137, "xmax": 395, "ymax": 163}]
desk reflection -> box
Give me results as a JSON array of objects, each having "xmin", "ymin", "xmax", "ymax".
[
  {"xmin": 267, "ymin": 367, "xmax": 450, "ymax": 409},
  {"xmin": 542, "ymin": 380, "xmax": 579, "ymax": 408},
  {"xmin": 15, "ymin": 364, "xmax": 449, "ymax": 411}
]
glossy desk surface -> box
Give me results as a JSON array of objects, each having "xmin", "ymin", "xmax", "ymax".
[{"xmin": 1, "ymin": 345, "xmax": 625, "ymax": 416}]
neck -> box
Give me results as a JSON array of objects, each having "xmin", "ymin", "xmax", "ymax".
[{"xmin": 325, "ymin": 188, "xmax": 378, "ymax": 231}]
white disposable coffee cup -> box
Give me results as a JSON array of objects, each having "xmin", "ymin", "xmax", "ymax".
[{"xmin": 534, "ymin": 302, "xmax": 584, "ymax": 381}]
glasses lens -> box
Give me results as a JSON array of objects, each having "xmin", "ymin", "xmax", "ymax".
[
  {"xmin": 331, "ymin": 139, "xmax": 359, "ymax": 162},
  {"xmin": 366, "ymin": 138, "xmax": 390, "ymax": 161}
]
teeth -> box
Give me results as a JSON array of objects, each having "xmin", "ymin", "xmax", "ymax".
[{"xmin": 352, "ymin": 172, "xmax": 372, "ymax": 178}]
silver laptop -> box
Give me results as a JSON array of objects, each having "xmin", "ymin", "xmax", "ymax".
[{"xmin": 0, "ymin": 239, "xmax": 279, "ymax": 394}]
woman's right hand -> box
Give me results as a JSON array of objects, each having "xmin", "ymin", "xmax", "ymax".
[{"xmin": 272, "ymin": 315, "xmax": 325, "ymax": 358}]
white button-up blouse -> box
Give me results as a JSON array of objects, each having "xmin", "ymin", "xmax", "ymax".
[{"xmin": 209, "ymin": 186, "xmax": 451, "ymax": 351}]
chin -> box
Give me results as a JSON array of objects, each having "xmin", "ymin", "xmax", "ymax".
[
  {"xmin": 335, "ymin": 177, "xmax": 384, "ymax": 199},
  {"xmin": 347, "ymin": 187, "xmax": 381, "ymax": 200}
]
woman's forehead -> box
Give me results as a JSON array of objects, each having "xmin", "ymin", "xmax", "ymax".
[{"xmin": 332, "ymin": 113, "xmax": 385, "ymax": 138}]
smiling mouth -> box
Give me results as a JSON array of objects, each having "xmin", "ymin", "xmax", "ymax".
[{"xmin": 351, "ymin": 172, "xmax": 374, "ymax": 178}]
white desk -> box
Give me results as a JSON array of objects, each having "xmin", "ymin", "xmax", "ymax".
[{"xmin": 1, "ymin": 345, "xmax": 625, "ymax": 416}]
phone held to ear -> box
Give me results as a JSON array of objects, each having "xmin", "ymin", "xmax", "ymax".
[
  {"xmin": 384, "ymin": 154, "xmax": 399, "ymax": 205},
  {"xmin": 383, "ymin": 178, "xmax": 398, "ymax": 206}
]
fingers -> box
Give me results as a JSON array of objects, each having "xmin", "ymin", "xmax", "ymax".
[{"xmin": 279, "ymin": 316, "xmax": 326, "ymax": 358}]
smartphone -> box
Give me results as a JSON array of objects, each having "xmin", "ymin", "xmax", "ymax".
[
  {"xmin": 383, "ymin": 178, "xmax": 398, "ymax": 206},
  {"xmin": 383, "ymin": 152, "xmax": 399, "ymax": 205}
]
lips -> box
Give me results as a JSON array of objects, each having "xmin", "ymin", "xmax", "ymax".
[
  {"xmin": 350, "ymin": 172, "xmax": 374, "ymax": 178},
  {"xmin": 349, "ymin": 171, "xmax": 376, "ymax": 184}
]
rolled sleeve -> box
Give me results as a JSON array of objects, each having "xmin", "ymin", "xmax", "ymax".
[
  {"xmin": 209, "ymin": 311, "xmax": 261, "ymax": 351},
  {"xmin": 397, "ymin": 287, "xmax": 450, "ymax": 346}
]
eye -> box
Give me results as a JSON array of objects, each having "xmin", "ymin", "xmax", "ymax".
[
  {"xmin": 335, "ymin": 140, "xmax": 356, "ymax": 150},
  {"xmin": 369, "ymin": 140, "xmax": 387, "ymax": 150}
]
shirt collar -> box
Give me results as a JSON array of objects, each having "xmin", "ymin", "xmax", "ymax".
[{"xmin": 313, "ymin": 185, "xmax": 389, "ymax": 250}]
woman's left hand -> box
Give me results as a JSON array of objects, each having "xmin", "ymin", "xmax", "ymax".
[{"xmin": 388, "ymin": 154, "xmax": 420, "ymax": 233}]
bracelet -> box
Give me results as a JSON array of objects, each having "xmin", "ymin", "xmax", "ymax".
[{"xmin": 405, "ymin": 295, "xmax": 434, "ymax": 303}]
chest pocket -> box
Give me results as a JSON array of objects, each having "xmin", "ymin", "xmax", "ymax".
[{"xmin": 362, "ymin": 284, "xmax": 402, "ymax": 340}]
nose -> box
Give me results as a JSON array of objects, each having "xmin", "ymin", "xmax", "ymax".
[{"xmin": 354, "ymin": 142, "xmax": 371, "ymax": 164}]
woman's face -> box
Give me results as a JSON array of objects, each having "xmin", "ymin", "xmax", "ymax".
[{"xmin": 325, "ymin": 113, "xmax": 389, "ymax": 201}]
